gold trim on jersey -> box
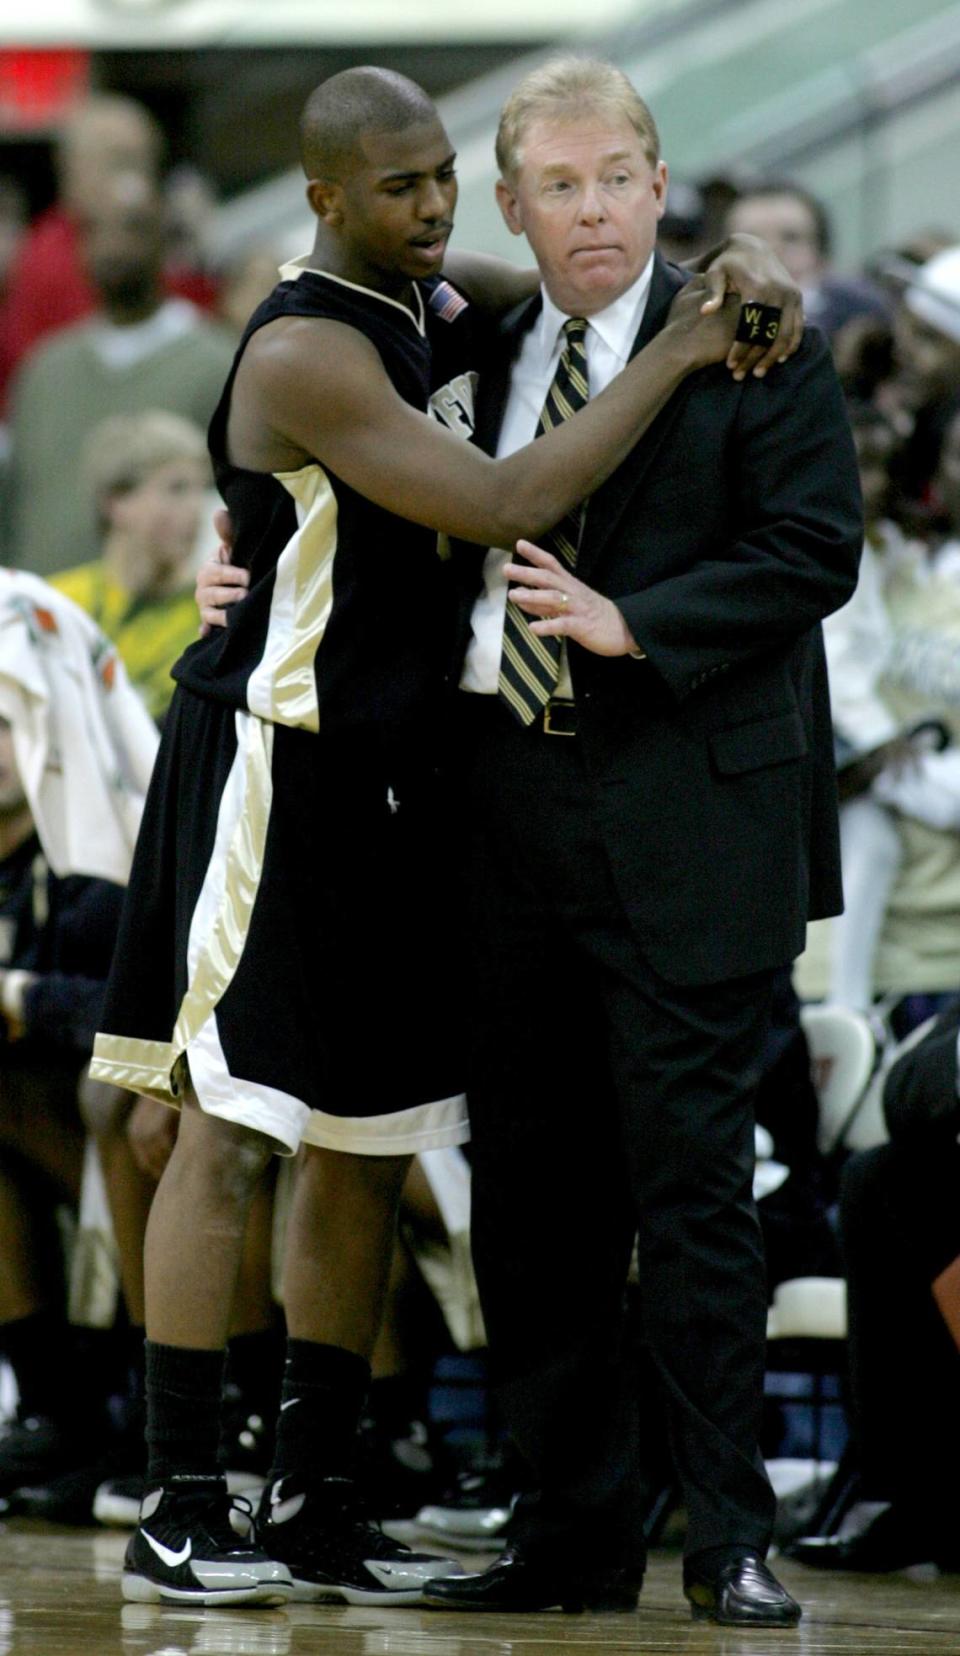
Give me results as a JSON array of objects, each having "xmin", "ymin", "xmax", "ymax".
[
  {"xmin": 279, "ymin": 257, "xmax": 427, "ymax": 337},
  {"xmin": 88, "ymin": 1033, "xmax": 185, "ymax": 1101},
  {"xmin": 246, "ymin": 465, "xmax": 337, "ymax": 731},
  {"xmin": 301, "ymin": 1092, "xmax": 470, "ymax": 1154},
  {"xmin": 91, "ymin": 713, "xmax": 274, "ymax": 1105}
]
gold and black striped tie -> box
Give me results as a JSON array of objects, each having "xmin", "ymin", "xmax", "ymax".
[{"xmin": 498, "ymin": 316, "xmax": 590, "ymax": 725}]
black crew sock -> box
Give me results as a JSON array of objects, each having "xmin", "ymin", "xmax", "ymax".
[
  {"xmin": 125, "ymin": 1328, "xmax": 146, "ymax": 1414},
  {"xmin": 144, "ymin": 1341, "xmax": 226, "ymax": 1485},
  {"xmin": 224, "ymin": 1326, "xmax": 285, "ymax": 1423},
  {"xmin": 111, "ymin": 1329, "xmax": 146, "ymax": 1459},
  {"xmin": 119, "ymin": 1323, "xmax": 146, "ymax": 1394},
  {"xmin": 219, "ymin": 1326, "xmax": 284, "ymax": 1468},
  {"xmin": 271, "ymin": 1339, "xmax": 371, "ymax": 1488},
  {"xmin": 0, "ymin": 1310, "xmax": 72, "ymax": 1423}
]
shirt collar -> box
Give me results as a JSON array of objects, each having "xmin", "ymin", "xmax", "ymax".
[{"xmin": 537, "ymin": 253, "xmax": 655, "ymax": 365}]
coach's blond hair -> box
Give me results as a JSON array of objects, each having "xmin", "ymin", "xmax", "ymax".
[{"xmin": 495, "ymin": 58, "xmax": 661, "ymax": 181}]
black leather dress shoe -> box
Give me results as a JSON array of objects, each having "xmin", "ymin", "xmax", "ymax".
[
  {"xmin": 684, "ymin": 1553, "xmax": 801, "ymax": 1627},
  {"xmin": 421, "ymin": 1545, "xmax": 643, "ymax": 1612}
]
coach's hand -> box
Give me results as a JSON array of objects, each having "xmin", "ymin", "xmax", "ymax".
[
  {"xmin": 505, "ymin": 540, "xmax": 641, "ymax": 657},
  {"xmin": 197, "ymin": 508, "xmax": 249, "ymax": 633}
]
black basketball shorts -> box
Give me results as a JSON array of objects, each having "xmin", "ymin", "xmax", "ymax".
[{"xmin": 91, "ymin": 686, "xmax": 468, "ymax": 1154}]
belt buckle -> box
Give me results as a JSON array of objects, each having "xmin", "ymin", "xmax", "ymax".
[{"xmin": 542, "ymin": 700, "xmax": 577, "ymax": 737}]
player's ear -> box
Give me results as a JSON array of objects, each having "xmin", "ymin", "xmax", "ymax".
[
  {"xmin": 306, "ymin": 177, "xmax": 344, "ymax": 227},
  {"xmin": 495, "ymin": 177, "xmax": 524, "ymax": 238}
]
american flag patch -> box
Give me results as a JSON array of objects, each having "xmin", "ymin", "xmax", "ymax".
[{"xmin": 428, "ymin": 280, "xmax": 468, "ymax": 322}]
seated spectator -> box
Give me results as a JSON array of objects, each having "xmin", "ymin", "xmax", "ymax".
[
  {"xmin": 0, "ymin": 580, "xmax": 283, "ymax": 1526},
  {"xmin": 7, "ymin": 170, "xmax": 234, "ymax": 578},
  {"xmin": 798, "ymin": 401, "xmax": 960, "ymax": 1026},
  {"xmin": 865, "ymin": 230, "xmax": 958, "ymax": 307},
  {"xmin": 0, "ymin": 93, "xmax": 218, "ymax": 414},
  {"xmin": 821, "ymin": 404, "xmax": 933, "ymax": 1010},
  {"xmin": 53, "ymin": 411, "xmax": 212, "ymax": 724},
  {"xmin": 787, "ymin": 1000, "xmax": 960, "ymax": 1571},
  {"xmin": 882, "ymin": 246, "xmax": 960, "ymax": 519},
  {"xmin": 724, "ymin": 180, "xmax": 890, "ymax": 339},
  {"xmin": 0, "ymin": 568, "xmax": 157, "ymax": 1502}
]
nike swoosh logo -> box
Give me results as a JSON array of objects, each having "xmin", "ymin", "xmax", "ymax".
[
  {"xmin": 279, "ymin": 1398, "xmax": 299, "ymax": 1411},
  {"xmin": 142, "ymin": 1529, "xmax": 192, "ymax": 1568}
]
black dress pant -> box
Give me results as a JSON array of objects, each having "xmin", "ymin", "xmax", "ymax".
[{"xmin": 459, "ymin": 698, "xmax": 777, "ymax": 1562}]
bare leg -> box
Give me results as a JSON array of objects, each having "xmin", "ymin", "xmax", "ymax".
[
  {"xmin": 371, "ymin": 1159, "xmax": 448, "ymax": 1378},
  {"xmin": 231, "ymin": 1167, "xmax": 279, "ymax": 1338},
  {"xmin": 371, "ymin": 1237, "xmax": 416, "ymax": 1380},
  {"xmin": 400, "ymin": 1156, "xmax": 449, "ymax": 1242},
  {"xmin": 282, "ymin": 1146, "xmax": 411, "ymax": 1359},
  {"xmin": 94, "ymin": 1088, "xmax": 277, "ymax": 1336},
  {"xmin": 144, "ymin": 1089, "xmax": 277, "ymax": 1350},
  {"xmin": 95, "ymin": 1114, "xmax": 154, "ymax": 1329}
]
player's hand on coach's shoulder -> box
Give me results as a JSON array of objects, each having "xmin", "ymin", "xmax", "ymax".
[
  {"xmin": 663, "ymin": 279, "xmax": 742, "ymax": 371},
  {"xmin": 196, "ymin": 508, "xmax": 249, "ymax": 634}
]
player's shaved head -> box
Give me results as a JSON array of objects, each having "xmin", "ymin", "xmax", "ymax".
[{"xmin": 300, "ymin": 67, "xmax": 439, "ymax": 182}]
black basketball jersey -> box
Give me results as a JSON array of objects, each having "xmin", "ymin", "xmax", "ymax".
[{"xmin": 174, "ymin": 262, "xmax": 483, "ymax": 736}]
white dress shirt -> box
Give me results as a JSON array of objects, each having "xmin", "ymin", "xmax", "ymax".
[{"xmin": 460, "ymin": 255, "xmax": 655, "ymax": 696}]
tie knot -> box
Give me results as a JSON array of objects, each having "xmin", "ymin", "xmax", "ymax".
[{"xmin": 563, "ymin": 316, "xmax": 588, "ymax": 348}]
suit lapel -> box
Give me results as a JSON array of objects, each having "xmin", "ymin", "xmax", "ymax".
[
  {"xmin": 627, "ymin": 249, "xmax": 683, "ymax": 360},
  {"xmin": 577, "ymin": 254, "xmax": 698, "ymax": 580},
  {"xmin": 472, "ymin": 292, "xmax": 542, "ymax": 458}
]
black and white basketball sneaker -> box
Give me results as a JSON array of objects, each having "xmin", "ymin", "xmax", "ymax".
[
  {"xmin": 255, "ymin": 1474, "xmax": 463, "ymax": 1605},
  {"xmin": 96, "ymin": 1417, "xmax": 272, "ymax": 1530},
  {"xmin": 414, "ymin": 1464, "xmax": 518, "ymax": 1551},
  {"xmin": 122, "ymin": 1473, "xmax": 293, "ymax": 1606}
]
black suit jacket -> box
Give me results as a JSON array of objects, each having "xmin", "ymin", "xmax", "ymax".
[{"xmin": 453, "ymin": 254, "xmax": 863, "ymax": 986}]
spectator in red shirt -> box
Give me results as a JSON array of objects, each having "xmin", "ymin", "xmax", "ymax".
[{"xmin": 0, "ymin": 92, "xmax": 217, "ymax": 411}]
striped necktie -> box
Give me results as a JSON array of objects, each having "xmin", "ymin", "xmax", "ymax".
[{"xmin": 498, "ymin": 316, "xmax": 589, "ymax": 725}]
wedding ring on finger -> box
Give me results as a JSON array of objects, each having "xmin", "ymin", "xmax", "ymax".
[{"xmin": 557, "ymin": 592, "xmax": 570, "ymax": 610}]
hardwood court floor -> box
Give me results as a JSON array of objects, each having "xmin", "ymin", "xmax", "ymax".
[{"xmin": 1, "ymin": 1524, "xmax": 960, "ymax": 1655}]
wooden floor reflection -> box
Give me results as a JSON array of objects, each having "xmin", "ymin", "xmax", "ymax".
[{"xmin": 1, "ymin": 1522, "xmax": 960, "ymax": 1654}]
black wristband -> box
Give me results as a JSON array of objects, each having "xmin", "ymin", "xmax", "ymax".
[{"xmin": 735, "ymin": 302, "xmax": 782, "ymax": 345}]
